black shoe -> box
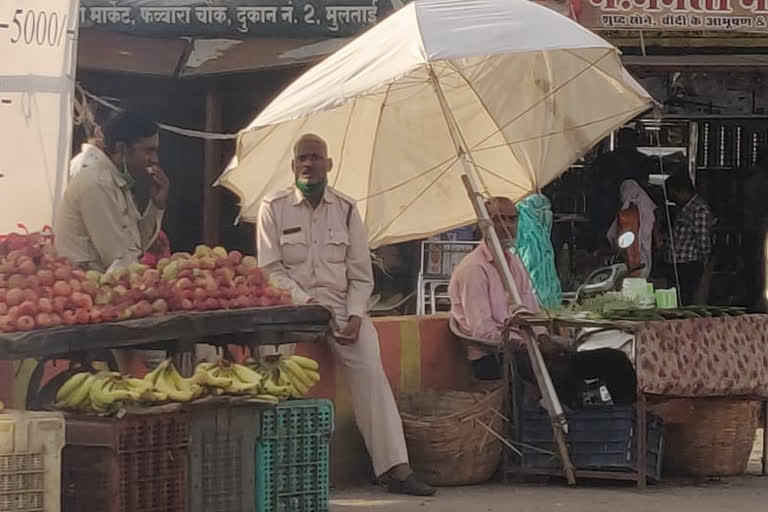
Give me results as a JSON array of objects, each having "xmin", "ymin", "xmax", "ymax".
[{"xmin": 387, "ymin": 473, "xmax": 436, "ymax": 497}]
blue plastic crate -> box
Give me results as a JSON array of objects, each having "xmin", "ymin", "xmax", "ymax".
[
  {"xmin": 255, "ymin": 399, "xmax": 334, "ymax": 512},
  {"xmin": 519, "ymin": 406, "xmax": 664, "ymax": 481}
]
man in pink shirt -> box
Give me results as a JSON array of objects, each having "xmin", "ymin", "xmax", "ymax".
[
  {"xmin": 449, "ymin": 197, "xmax": 566, "ymax": 380},
  {"xmin": 450, "ymin": 197, "xmax": 636, "ymax": 406}
]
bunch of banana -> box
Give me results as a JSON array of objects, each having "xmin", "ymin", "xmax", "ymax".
[
  {"xmin": 249, "ymin": 355, "xmax": 321, "ymax": 400},
  {"xmin": 55, "ymin": 372, "xmax": 96, "ymax": 411},
  {"xmin": 55, "ymin": 371, "xmax": 152, "ymax": 413},
  {"xmin": 196, "ymin": 360, "xmax": 266, "ymax": 397},
  {"xmin": 144, "ymin": 359, "xmax": 205, "ymax": 402}
]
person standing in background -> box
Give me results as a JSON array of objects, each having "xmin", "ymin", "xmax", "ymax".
[
  {"xmin": 55, "ymin": 110, "xmax": 169, "ymax": 272},
  {"xmin": 664, "ymin": 171, "xmax": 714, "ymax": 306},
  {"xmin": 607, "ymin": 179, "xmax": 658, "ymax": 279}
]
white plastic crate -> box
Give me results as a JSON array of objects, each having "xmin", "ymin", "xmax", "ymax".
[{"xmin": 0, "ymin": 410, "xmax": 65, "ymax": 512}]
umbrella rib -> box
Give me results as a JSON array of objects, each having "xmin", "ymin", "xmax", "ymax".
[
  {"xmin": 471, "ymin": 162, "xmax": 536, "ymax": 195},
  {"xmin": 472, "ymin": 106, "xmax": 646, "ymax": 152},
  {"xmin": 446, "ymin": 58, "xmax": 537, "ymax": 192},
  {"xmin": 357, "ymin": 80, "xmax": 393, "ymax": 223},
  {"xmin": 368, "ymin": 156, "xmax": 459, "ymax": 242},
  {"xmin": 469, "ymin": 49, "xmax": 614, "ymax": 152},
  {"xmin": 361, "ymin": 154, "xmax": 460, "ymax": 200},
  {"xmin": 331, "ymin": 98, "xmax": 358, "ymax": 188}
]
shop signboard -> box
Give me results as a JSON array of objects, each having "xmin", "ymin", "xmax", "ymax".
[
  {"xmin": 79, "ymin": 0, "xmax": 407, "ymax": 38},
  {"xmin": 574, "ymin": 0, "xmax": 768, "ymax": 32},
  {"xmin": 0, "ymin": 0, "xmax": 79, "ymax": 234}
]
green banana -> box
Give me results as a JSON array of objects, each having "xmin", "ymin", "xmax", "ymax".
[{"xmin": 56, "ymin": 372, "xmax": 91, "ymax": 402}]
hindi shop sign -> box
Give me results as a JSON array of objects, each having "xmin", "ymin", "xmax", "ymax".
[
  {"xmin": 578, "ymin": 0, "xmax": 768, "ymax": 31},
  {"xmin": 79, "ymin": 0, "xmax": 398, "ymax": 38}
]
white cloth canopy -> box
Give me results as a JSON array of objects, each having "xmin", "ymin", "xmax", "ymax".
[
  {"xmin": 218, "ymin": 0, "xmax": 654, "ymax": 248},
  {"xmin": 0, "ymin": 0, "xmax": 79, "ymax": 235}
]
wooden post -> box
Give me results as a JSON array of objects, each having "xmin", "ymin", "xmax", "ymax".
[{"xmin": 203, "ymin": 80, "xmax": 223, "ymax": 247}]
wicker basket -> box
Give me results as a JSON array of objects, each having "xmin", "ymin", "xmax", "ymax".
[
  {"xmin": 649, "ymin": 398, "xmax": 759, "ymax": 477},
  {"xmin": 398, "ymin": 384, "xmax": 504, "ymax": 486}
]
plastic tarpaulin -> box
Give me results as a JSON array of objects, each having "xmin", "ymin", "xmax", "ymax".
[{"xmin": 0, "ymin": 0, "xmax": 79, "ymax": 234}]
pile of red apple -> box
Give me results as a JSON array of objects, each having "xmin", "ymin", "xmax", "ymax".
[{"xmin": 0, "ymin": 232, "xmax": 293, "ymax": 333}]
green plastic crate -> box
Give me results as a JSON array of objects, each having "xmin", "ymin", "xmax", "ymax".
[{"xmin": 255, "ymin": 399, "xmax": 334, "ymax": 512}]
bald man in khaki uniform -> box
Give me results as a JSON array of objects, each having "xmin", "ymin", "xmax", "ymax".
[{"xmin": 256, "ymin": 134, "xmax": 434, "ymax": 496}]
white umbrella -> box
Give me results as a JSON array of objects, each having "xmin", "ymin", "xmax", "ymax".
[
  {"xmin": 218, "ymin": 0, "xmax": 653, "ymax": 250},
  {"xmin": 217, "ymin": 0, "xmax": 655, "ymax": 482}
]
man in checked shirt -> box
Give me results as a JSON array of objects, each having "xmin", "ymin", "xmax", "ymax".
[{"xmin": 663, "ymin": 171, "xmax": 714, "ymax": 305}]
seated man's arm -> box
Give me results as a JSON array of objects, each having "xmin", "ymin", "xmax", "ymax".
[{"xmin": 256, "ymin": 201, "xmax": 312, "ymax": 305}]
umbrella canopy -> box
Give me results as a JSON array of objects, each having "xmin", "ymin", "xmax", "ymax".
[{"xmin": 217, "ymin": 0, "xmax": 654, "ymax": 248}]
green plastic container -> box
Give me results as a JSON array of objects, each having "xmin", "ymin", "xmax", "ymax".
[{"xmin": 255, "ymin": 399, "xmax": 334, "ymax": 512}]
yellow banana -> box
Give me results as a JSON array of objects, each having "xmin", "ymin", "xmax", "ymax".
[
  {"xmin": 60, "ymin": 375, "xmax": 94, "ymax": 409},
  {"xmin": 291, "ymin": 378, "xmax": 309, "ymax": 397},
  {"xmin": 288, "ymin": 355, "xmax": 319, "ymax": 371},
  {"xmin": 226, "ymin": 379, "xmax": 260, "ymax": 394},
  {"xmin": 231, "ymin": 364, "xmax": 263, "ymax": 387},
  {"xmin": 144, "ymin": 359, "xmax": 170, "ymax": 385},
  {"xmin": 304, "ymin": 370, "xmax": 321, "ymax": 384},
  {"xmin": 190, "ymin": 368, "xmax": 232, "ymax": 389},
  {"xmin": 89, "ymin": 377, "xmax": 115, "ymax": 412},
  {"xmin": 262, "ymin": 378, "xmax": 290, "ymax": 398},
  {"xmin": 196, "ymin": 361, "xmax": 216, "ymax": 371},
  {"xmin": 126, "ymin": 378, "xmax": 152, "ymax": 394},
  {"xmin": 56, "ymin": 372, "xmax": 91, "ymax": 402},
  {"xmin": 281, "ymin": 359, "xmax": 312, "ymax": 388}
]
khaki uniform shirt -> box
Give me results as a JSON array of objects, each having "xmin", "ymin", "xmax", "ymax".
[
  {"xmin": 55, "ymin": 144, "xmax": 163, "ymax": 272},
  {"xmin": 256, "ymin": 186, "xmax": 373, "ymax": 319}
]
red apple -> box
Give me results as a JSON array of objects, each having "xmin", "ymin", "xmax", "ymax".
[
  {"xmin": 69, "ymin": 279, "xmax": 82, "ymax": 293},
  {"xmin": 7, "ymin": 306, "xmax": 20, "ymax": 321},
  {"xmin": 151, "ymin": 299, "xmax": 168, "ymax": 315},
  {"xmin": 53, "ymin": 281, "xmax": 72, "ymax": 297},
  {"xmin": 19, "ymin": 300, "xmax": 38, "ymax": 317},
  {"xmin": 54, "ymin": 266, "xmax": 71, "ymax": 281},
  {"xmin": 38, "ymin": 298, "xmax": 53, "ymax": 314},
  {"xmin": 180, "ymin": 298, "xmax": 194, "ymax": 311},
  {"xmin": 17, "ymin": 258, "xmax": 36, "ymax": 275},
  {"xmin": 39, "ymin": 286, "xmax": 54, "ymax": 299},
  {"xmin": 7, "ymin": 274, "xmax": 26, "ymax": 289},
  {"xmin": 72, "ymin": 269, "xmax": 86, "ymax": 281},
  {"xmin": 100, "ymin": 307, "xmax": 116, "ymax": 322},
  {"xmin": 6, "ymin": 288, "xmax": 24, "ymax": 306},
  {"xmin": 25, "ymin": 275, "xmax": 39, "ymax": 290},
  {"xmin": 175, "ymin": 277, "xmax": 193, "ymax": 290},
  {"xmin": 203, "ymin": 297, "xmax": 220, "ymax": 311},
  {"xmin": 0, "ymin": 303, "xmax": 7, "ymax": 315},
  {"xmin": 0, "ymin": 315, "xmax": 14, "ymax": 332},
  {"xmin": 71, "ymin": 292, "xmax": 93, "ymax": 310},
  {"xmin": 37, "ymin": 270, "xmax": 55, "ymax": 286},
  {"xmin": 228, "ymin": 250, "xmax": 243, "ymax": 265},
  {"xmin": 132, "ymin": 300, "xmax": 152, "ymax": 318},
  {"xmin": 242, "ymin": 255, "xmax": 258, "ymax": 269},
  {"xmin": 143, "ymin": 286, "xmax": 159, "ymax": 301},
  {"xmin": 193, "ymin": 298, "xmax": 206, "ymax": 311},
  {"xmin": 75, "ymin": 309, "xmax": 90, "ymax": 324},
  {"xmin": 143, "ymin": 269, "xmax": 160, "ymax": 285},
  {"xmin": 89, "ymin": 309, "xmax": 103, "ymax": 324},
  {"xmin": 61, "ymin": 310, "xmax": 77, "ymax": 326},
  {"xmin": 22, "ymin": 289, "xmax": 38, "ymax": 303},
  {"xmin": 53, "ymin": 297, "xmax": 69, "ymax": 313},
  {"xmin": 0, "ymin": 288, "xmax": 5, "ymax": 302},
  {"xmin": 81, "ymin": 280, "xmax": 99, "ymax": 297},
  {"xmin": 35, "ymin": 313, "xmax": 52, "ymax": 328},
  {"xmin": 49, "ymin": 313, "xmax": 62, "ymax": 327},
  {"xmin": 16, "ymin": 315, "xmax": 35, "ymax": 331}
]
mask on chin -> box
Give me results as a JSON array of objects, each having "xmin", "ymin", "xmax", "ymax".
[{"xmin": 295, "ymin": 175, "xmax": 327, "ymax": 197}]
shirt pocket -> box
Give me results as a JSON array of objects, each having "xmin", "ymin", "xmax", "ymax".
[
  {"xmin": 321, "ymin": 231, "xmax": 349, "ymax": 264},
  {"xmin": 279, "ymin": 231, "xmax": 308, "ymax": 266}
]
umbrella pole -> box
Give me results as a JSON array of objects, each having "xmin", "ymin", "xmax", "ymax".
[{"xmin": 429, "ymin": 69, "xmax": 576, "ymax": 485}]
